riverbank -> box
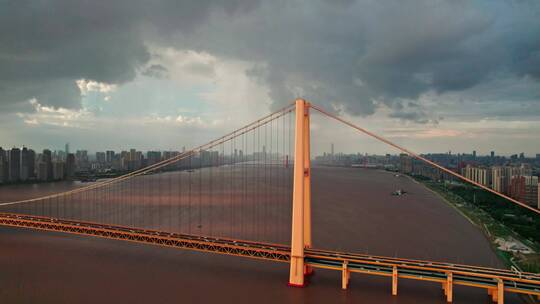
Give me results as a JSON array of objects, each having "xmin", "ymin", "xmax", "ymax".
[{"xmin": 410, "ymin": 175, "xmax": 540, "ymax": 274}]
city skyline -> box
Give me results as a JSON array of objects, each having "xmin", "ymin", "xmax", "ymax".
[
  {"xmin": 1, "ymin": 142, "xmax": 539, "ymax": 159},
  {"xmin": 2, "ymin": 133, "xmax": 539, "ymax": 213}
]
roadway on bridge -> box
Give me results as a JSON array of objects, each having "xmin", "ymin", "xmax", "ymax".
[{"xmin": 0, "ymin": 167, "xmax": 525, "ymax": 303}]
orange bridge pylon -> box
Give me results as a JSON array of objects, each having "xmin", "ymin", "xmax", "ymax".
[{"xmin": 288, "ymin": 98, "xmax": 312, "ymax": 287}]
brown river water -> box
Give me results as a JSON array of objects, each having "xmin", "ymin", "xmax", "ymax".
[{"xmin": 0, "ymin": 166, "xmax": 523, "ymax": 303}]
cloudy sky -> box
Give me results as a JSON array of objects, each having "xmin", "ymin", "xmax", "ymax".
[{"xmin": 1, "ymin": 0, "xmax": 539, "ymax": 156}]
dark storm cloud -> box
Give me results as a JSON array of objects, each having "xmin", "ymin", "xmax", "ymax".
[
  {"xmin": 160, "ymin": 0, "xmax": 540, "ymax": 121},
  {"xmin": 0, "ymin": 1, "xmax": 147, "ymax": 110},
  {"xmin": 1, "ymin": 0, "xmax": 539, "ymax": 122},
  {"xmin": 0, "ymin": 0, "xmax": 258, "ymax": 111}
]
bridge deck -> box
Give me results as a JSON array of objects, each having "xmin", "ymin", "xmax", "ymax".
[{"xmin": 1, "ymin": 213, "xmax": 539, "ymax": 299}]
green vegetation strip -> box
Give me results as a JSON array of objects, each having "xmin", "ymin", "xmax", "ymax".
[{"xmin": 410, "ymin": 175, "xmax": 540, "ymax": 273}]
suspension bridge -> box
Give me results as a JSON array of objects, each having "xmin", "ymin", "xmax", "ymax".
[{"xmin": 1, "ymin": 99, "xmax": 539, "ymax": 303}]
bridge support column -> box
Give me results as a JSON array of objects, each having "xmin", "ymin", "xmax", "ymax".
[
  {"xmin": 392, "ymin": 266, "xmax": 398, "ymax": 296},
  {"xmin": 489, "ymin": 279, "xmax": 504, "ymax": 303},
  {"xmin": 342, "ymin": 261, "xmax": 350, "ymax": 290},
  {"xmin": 289, "ymin": 99, "xmax": 308, "ymax": 287},
  {"xmin": 445, "ymin": 272, "xmax": 453, "ymax": 303},
  {"xmin": 303, "ymin": 100, "xmax": 313, "ymax": 276},
  {"xmin": 496, "ymin": 279, "xmax": 504, "ymax": 303}
]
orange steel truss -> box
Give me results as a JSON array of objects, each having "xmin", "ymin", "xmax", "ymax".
[{"xmin": 0, "ymin": 213, "xmax": 290, "ymax": 262}]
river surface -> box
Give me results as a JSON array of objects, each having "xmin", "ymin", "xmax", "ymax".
[{"xmin": 0, "ymin": 166, "xmax": 522, "ymax": 303}]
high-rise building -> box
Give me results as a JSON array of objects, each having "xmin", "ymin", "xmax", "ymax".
[
  {"xmin": 65, "ymin": 143, "xmax": 70, "ymax": 155},
  {"xmin": 127, "ymin": 149, "xmax": 142, "ymax": 170},
  {"xmin": 502, "ymin": 166, "xmax": 521, "ymax": 194},
  {"xmin": 106, "ymin": 150, "xmax": 115, "ymax": 164},
  {"xmin": 0, "ymin": 147, "xmax": 6, "ymax": 183},
  {"xmin": 399, "ymin": 154, "xmax": 413, "ymax": 174},
  {"xmin": 538, "ymin": 182, "xmax": 540, "ymax": 210},
  {"xmin": 147, "ymin": 151, "xmax": 162, "ymax": 166},
  {"xmin": 523, "ymin": 176, "xmax": 538, "ymax": 207},
  {"xmin": 519, "ymin": 163, "xmax": 532, "ymax": 176},
  {"xmin": 66, "ymin": 153, "xmax": 76, "ymax": 179},
  {"xmin": 0, "ymin": 160, "xmax": 5, "ymax": 184},
  {"xmin": 56, "ymin": 150, "xmax": 66, "ymax": 161},
  {"xmin": 52, "ymin": 161, "xmax": 65, "ymax": 180},
  {"xmin": 42, "ymin": 149, "xmax": 53, "ymax": 181},
  {"xmin": 491, "ymin": 167, "xmax": 506, "ymax": 193},
  {"xmin": 519, "ymin": 152, "xmax": 525, "ymax": 160},
  {"xmin": 37, "ymin": 161, "xmax": 48, "ymax": 181},
  {"xmin": 20, "ymin": 147, "xmax": 32, "ymax": 181},
  {"xmin": 472, "ymin": 150, "xmax": 476, "ymax": 158},
  {"xmin": 490, "ymin": 151, "xmax": 495, "ymax": 158},
  {"xmin": 28, "ymin": 149, "xmax": 35, "ymax": 179},
  {"xmin": 136, "ymin": 151, "xmax": 143, "ymax": 169},
  {"xmin": 75, "ymin": 150, "xmax": 89, "ymax": 170},
  {"xmin": 509, "ymin": 176, "xmax": 538, "ymax": 207},
  {"xmin": 200, "ymin": 150, "xmax": 211, "ymax": 166},
  {"xmin": 120, "ymin": 151, "xmax": 129, "ymax": 170},
  {"xmin": 129, "ymin": 149, "xmax": 137, "ymax": 161},
  {"xmin": 96, "ymin": 152, "xmax": 106, "ymax": 164},
  {"xmin": 162, "ymin": 151, "xmax": 180, "ymax": 170},
  {"xmin": 8, "ymin": 148, "xmax": 21, "ymax": 182},
  {"xmin": 509, "ymin": 176, "xmax": 524, "ymax": 202},
  {"xmin": 461, "ymin": 165, "xmax": 489, "ymax": 186}
]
